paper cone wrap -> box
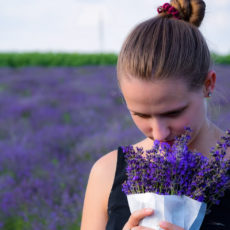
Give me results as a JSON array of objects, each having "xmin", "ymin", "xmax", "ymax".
[{"xmin": 127, "ymin": 193, "xmax": 207, "ymax": 230}]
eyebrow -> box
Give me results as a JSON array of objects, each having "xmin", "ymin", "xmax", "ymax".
[{"xmin": 129, "ymin": 105, "xmax": 188, "ymax": 116}]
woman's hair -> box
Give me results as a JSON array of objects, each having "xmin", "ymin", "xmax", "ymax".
[{"xmin": 117, "ymin": 0, "xmax": 211, "ymax": 91}]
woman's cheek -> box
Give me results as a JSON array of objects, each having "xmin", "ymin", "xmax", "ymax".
[{"xmin": 131, "ymin": 116, "xmax": 149, "ymax": 133}]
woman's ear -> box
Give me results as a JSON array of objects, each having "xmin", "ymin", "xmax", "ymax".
[{"xmin": 203, "ymin": 70, "xmax": 216, "ymax": 98}]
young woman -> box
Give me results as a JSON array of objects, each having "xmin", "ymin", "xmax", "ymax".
[{"xmin": 81, "ymin": 0, "xmax": 230, "ymax": 229}]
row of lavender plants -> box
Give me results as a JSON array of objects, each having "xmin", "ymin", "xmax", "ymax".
[{"xmin": 0, "ymin": 65, "xmax": 229, "ymax": 229}]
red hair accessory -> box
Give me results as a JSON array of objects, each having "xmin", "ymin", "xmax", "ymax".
[{"xmin": 157, "ymin": 3, "xmax": 181, "ymax": 19}]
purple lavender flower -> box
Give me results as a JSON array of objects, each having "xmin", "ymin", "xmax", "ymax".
[
  {"xmin": 0, "ymin": 65, "xmax": 229, "ymax": 228},
  {"xmin": 0, "ymin": 66, "xmax": 144, "ymax": 228},
  {"xmin": 122, "ymin": 127, "xmax": 230, "ymax": 211}
]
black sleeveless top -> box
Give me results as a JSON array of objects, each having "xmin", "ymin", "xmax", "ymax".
[{"xmin": 106, "ymin": 147, "xmax": 230, "ymax": 230}]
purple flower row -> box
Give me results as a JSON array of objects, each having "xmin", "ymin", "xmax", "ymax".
[
  {"xmin": 0, "ymin": 67, "xmax": 144, "ymax": 229},
  {"xmin": 0, "ymin": 65, "xmax": 229, "ymax": 228}
]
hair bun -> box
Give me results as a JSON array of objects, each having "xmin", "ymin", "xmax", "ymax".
[{"xmin": 170, "ymin": 0, "xmax": 206, "ymax": 27}]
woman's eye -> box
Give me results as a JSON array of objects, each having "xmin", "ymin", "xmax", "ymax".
[
  {"xmin": 167, "ymin": 110, "xmax": 182, "ymax": 117},
  {"xmin": 134, "ymin": 114, "xmax": 150, "ymax": 118},
  {"xmin": 132, "ymin": 109, "xmax": 184, "ymax": 118}
]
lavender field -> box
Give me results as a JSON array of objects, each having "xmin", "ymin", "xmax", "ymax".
[{"xmin": 0, "ymin": 65, "xmax": 229, "ymax": 229}]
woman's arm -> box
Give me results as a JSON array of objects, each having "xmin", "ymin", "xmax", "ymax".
[{"xmin": 80, "ymin": 150, "xmax": 117, "ymax": 230}]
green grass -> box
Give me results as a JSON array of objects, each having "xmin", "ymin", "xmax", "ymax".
[
  {"xmin": 211, "ymin": 53, "xmax": 230, "ymax": 65},
  {"xmin": 0, "ymin": 52, "xmax": 229, "ymax": 68},
  {"xmin": 3, "ymin": 216, "xmax": 31, "ymax": 230},
  {"xmin": 2, "ymin": 216, "xmax": 81, "ymax": 230},
  {"xmin": 0, "ymin": 52, "xmax": 118, "ymax": 67}
]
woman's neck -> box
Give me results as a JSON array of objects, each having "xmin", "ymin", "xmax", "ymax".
[{"xmin": 188, "ymin": 120, "xmax": 224, "ymax": 157}]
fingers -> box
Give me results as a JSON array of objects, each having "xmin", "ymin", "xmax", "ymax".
[
  {"xmin": 129, "ymin": 208, "xmax": 154, "ymax": 226},
  {"xmin": 123, "ymin": 210, "xmax": 184, "ymax": 230},
  {"xmin": 159, "ymin": 221, "xmax": 184, "ymax": 230},
  {"xmin": 122, "ymin": 208, "xmax": 154, "ymax": 230}
]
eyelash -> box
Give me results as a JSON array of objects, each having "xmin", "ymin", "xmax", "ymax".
[
  {"xmin": 134, "ymin": 110, "xmax": 183, "ymax": 118},
  {"xmin": 167, "ymin": 111, "xmax": 182, "ymax": 117},
  {"xmin": 135, "ymin": 114, "xmax": 149, "ymax": 118}
]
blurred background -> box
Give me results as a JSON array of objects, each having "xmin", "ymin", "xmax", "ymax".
[
  {"xmin": 1, "ymin": 0, "xmax": 230, "ymax": 54},
  {"xmin": 0, "ymin": 1, "xmax": 230, "ymax": 230}
]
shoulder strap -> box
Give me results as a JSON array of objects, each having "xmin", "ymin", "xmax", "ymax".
[
  {"xmin": 110, "ymin": 146, "xmax": 127, "ymax": 191},
  {"xmin": 117, "ymin": 146, "xmax": 126, "ymax": 172}
]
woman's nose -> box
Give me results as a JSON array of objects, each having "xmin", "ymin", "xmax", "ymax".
[{"xmin": 150, "ymin": 118, "xmax": 170, "ymax": 141}]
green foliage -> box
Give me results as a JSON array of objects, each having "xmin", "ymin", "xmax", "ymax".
[
  {"xmin": 0, "ymin": 52, "xmax": 118, "ymax": 67},
  {"xmin": 211, "ymin": 53, "xmax": 230, "ymax": 65},
  {"xmin": 0, "ymin": 52, "xmax": 229, "ymax": 67},
  {"xmin": 68, "ymin": 217, "xmax": 81, "ymax": 230},
  {"xmin": 2, "ymin": 216, "xmax": 31, "ymax": 230},
  {"xmin": 2, "ymin": 216, "xmax": 81, "ymax": 230},
  {"xmin": 62, "ymin": 112, "xmax": 72, "ymax": 124}
]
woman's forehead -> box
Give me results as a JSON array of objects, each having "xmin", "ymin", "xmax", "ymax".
[
  {"xmin": 121, "ymin": 77, "xmax": 190, "ymax": 100},
  {"xmin": 120, "ymin": 77, "xmax": 200, "ymax": 113}
]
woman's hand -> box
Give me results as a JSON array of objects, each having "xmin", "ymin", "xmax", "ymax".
[
  {"xmin": 122, "ymin": 208, "xmax": 154, "ymax": 230},
  {"xmin": 122, "ymin": 208, "xmax": 184, "ymax": 230},
  {"xmin": 159, "ymin": 221, "xmax": 184, "ymax": 230}
]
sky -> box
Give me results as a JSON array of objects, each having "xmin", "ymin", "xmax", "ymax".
[{"xmin": 1, "ymin": 0, "xmax": 230, "ymax": 54}]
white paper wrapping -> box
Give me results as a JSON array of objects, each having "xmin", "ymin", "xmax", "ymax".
[{"xmin": 127, "ymin": 193, "xmax": 207, "ymax": 230}]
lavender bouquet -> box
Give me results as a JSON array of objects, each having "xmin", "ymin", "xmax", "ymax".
[{"xmin": 122, "ymin": 128, "xmax": 230, "ymax": 230}]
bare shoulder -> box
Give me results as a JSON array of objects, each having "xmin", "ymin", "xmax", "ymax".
[
  {"xmin": 90, "ymin": 149, "xmax": 118, "ymax": 200},
  {"xmin": 81, "ymin": 149, "xmax": 118, "ymax": 230},
  {"xmin": 92, "ymin": 149, "xmax": 118, "ymax": 179},
  {"xmin": 92, "ymin": 149, "xmax": 118, "ymax": 191}
]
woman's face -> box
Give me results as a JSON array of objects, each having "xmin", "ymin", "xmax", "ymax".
[{"xmin": 120, "ymin": 77, "xmax": 208, "ymax": 147}]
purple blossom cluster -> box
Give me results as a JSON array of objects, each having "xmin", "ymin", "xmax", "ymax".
[
  {"xmin": 122, "ymin": 127, "xmax": 230, "ymax": 209},
  {"xmin": 0, "ymin": 67, "xmax": 144, "ymax": 229}
]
